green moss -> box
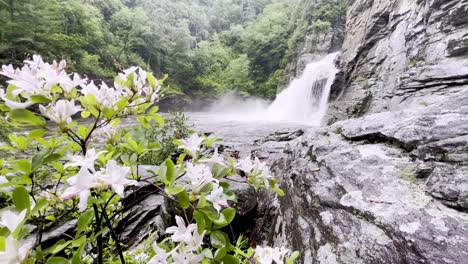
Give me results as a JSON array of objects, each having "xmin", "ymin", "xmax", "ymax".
[
  {"xmin": 361, "ymin": 80, "xmax": 369, "ymax": 91},
  {"xmin": 396, "ymin": 165, "xmax": 417, "ymax": 182}
]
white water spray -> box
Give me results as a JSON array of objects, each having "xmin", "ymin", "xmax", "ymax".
[
  {"xmin": 267, "ymin": 52, "xmax": 339, "ymax": 125},
  {"xmin": 199, "ymin": 52, "xmax": 339, "ymax": 125}
]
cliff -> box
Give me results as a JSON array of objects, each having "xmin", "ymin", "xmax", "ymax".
[{"xmin": 257, "ymin": 0, "xmax": 468, "ymax": 263}]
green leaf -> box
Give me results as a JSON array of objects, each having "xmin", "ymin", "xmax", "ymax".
[
  {"xmin": 50, "ymin": 239, "xmax": 73, "ymax": 254},
  {"xmin": 72, "ymin": 243, "xmax": 85, "ymax": 264},
  {"xmin": 193, "ymin": 210, "xmax": 206, "ymax": 234},
  {"xmin": 214, "ymin": 247, "xmax": 227, "ymax": 260},
  {"xmin": 77, "ymin": 210, "xmax": 94, "ymax": 236},
  {"xmin": 30, "ymin": 95, "xmax": 51, "ymax": 104},
  {"xmin": 272, "ymin": 187, "xmax": 285, "ymax": 196},
  {"xmin": 9, "ymin": 109, "xmax": 46, "ymax": 126},
  {"xmin": 29, "ymin": 129, "xmax": 46, "ymax": 139},
  {"xmin": 210, "ymin": 230, "xmax": 227, "ymax": 249},
  {"xmin": 286, "ymin": 251, "xmax": 300, "ymax": 264},
  {"xmin": 201, "ymin": 209, "xmax": 227, "ymax": 225},
  {"xmin": 0, "ymin": 236, "xmax": 5, "ymax": 251},
  {"xmin": 13, "ymin": 186, "xmax": 30, "ymax": 212},
  {"xmin": 32, "ymin": 198, "xmax": 48, "ymax": 214},
  {"xmin": 222, "ymin": 254, "xmax": 240, "ymax": 264},
  {"xmin": 46, "ymin": 257, "xmax": 69, "ymax": 264},
  {"xmin": 152, "ymin": 113, "xmax": 165, "ymax": 126},
  {"xmin": 43, "ymin": 153, "xmax": 62, "ymax": 164},
  {"xmin": 165, "ymin": 185, "xmax": 185, "ymax": 195},
  {"xmin": 213, "ymin": 208, "xmax": 236, "ymax": 229},
  {"xmin": 165, "ymin": 159, "xmax": 175, "ymax": 184},
  {"xmin": 177, "ymin": 191, "xmax": 190, "ymax": 209},
  {"xmin": 81, "ymin": 111, "xmax": 91, "ymax": 118},
  {"xmin": 147, "ymin": 72, "xmax": 157, "ymax": 88},
  {"xmin": 72, "ymin": 235, "xmax": 87, "ymax": 248}
]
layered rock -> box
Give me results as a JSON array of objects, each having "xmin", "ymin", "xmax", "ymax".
[
  {"xmin": 257, "ymin": 88, "xmax": 468, "ymax": 263},
  {"xmin": 255, "ymin": 1, "xmax": 468, "ymax": 262},
  {"xmin": 328, "ymin": 0, "xmax": 468, "ymax": 122}
]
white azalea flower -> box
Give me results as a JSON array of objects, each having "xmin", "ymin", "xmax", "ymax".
[
  {"xmin": 61, "ymin": 168, "xmax": 101, "ymax": 212},
  {"xmin": 60, "ymin": 73, "xmax": 87, "ymax": 94},
  {"xmin": 0, "ymin": 209, "xmax": 26, "ymax": 233},
  {"xmin": 94, "ymin": 124, "xmax": 118, "ymax": 142},
  {"xmin": 171, "ymin": 249, "xmax": 204, "ymax": 264},
  {"xmin": 0, "ymin": 89, "xmax": 33, "ymax": 109},
  {"xmin": 0, "ymin": 236, "xmax": 28, "ymax": 264},
  {"xmin": 199, "ymin": 148, "xmax": 225, "ymax": 166},
  {"xmin": 80, "ymin": 81, "xmax": 120, "ymax": 109},
  {"xmin": 0, "ymin": 176, "xmax": 7, "ymax": 185},
  {"xmin": 97, "ymin": 160, "xmax": 137, "ymax": 196},
  {"xmin": 165, "ymin": 216, "xmax": 197, "ymax": 244},
  {"xmin": 39, "ymin": 99, "xmax": 82, "ymax": 125},
  {"xmin": 184, "ymin": 163, "xmax": 216, "ymax": 194},
  {"xmin": 148, "ymin": 243, "xmax": 170, "ymax": 264},
  {"xmin": 254, "ymin": 246, "xmax": 290, "ymax": 264},
  {"xmin": 236, "ymin": 155, "xmax": 255, "ymax": 173},
  {"xmin": 65, "ymin": 149, "xmax": 106, "ymax": 172},
  {"xmin": 178, "ymin": 134, "xmax": 203, "ymax": 157},
  {"xmin": 135, "ymin": 252, "xmax": 149, "ymax": 263},
  {"xmin": 206, "ymin": 185, "xmax": 229, "ymax": 212},
  {"xmin": 186, "ymin": 230, "xmax": 205, "ymax": 252},
  {"xmin": 0, "ymin": 64, "xmax": 17, "ymax": 79},
  {"xmin": 253, "ymin": 157, "xmax": 274, "ymax": 186}
]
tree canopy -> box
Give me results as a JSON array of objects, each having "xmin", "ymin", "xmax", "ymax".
[{"xmin": 0, "ymin": 0, "xmax": 347, "ymax": 101}]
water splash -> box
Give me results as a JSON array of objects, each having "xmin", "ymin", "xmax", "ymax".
[
  {"xmin": 197, "ymin": 52, "xmax": 339, "ymax": 126},
  {"xmin": 267, "ymin": 52, "xmax": 339, "ymax": 125}
]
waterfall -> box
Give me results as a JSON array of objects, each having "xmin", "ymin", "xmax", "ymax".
[{"xmin": 267, "ymin": 52, "xmax": 339, "ymax": 125}]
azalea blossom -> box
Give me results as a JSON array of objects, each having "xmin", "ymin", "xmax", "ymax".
[
  {"xmin": 80, "ymin": 81, "xmax": 120, "ymax": 109},
  {"xmin": 39, "ymin": 99, "xmax": 82, "ymax": 125},
  {"xmin": 97, "ymin": 160, "xmax": 137, "ymax": 196},
  {"xmin": 117, "ymin": 66, "xmax": 147, "ymax": 91},
  {"xmin": 165, "ymin": 216, "xmax": 197, "ymax": 244},
  {"xmin": 65, "ymin": 148, "xmax": 106, "ymax": 172},
  {"xmin": 178, "ymin": 134, "xmax": 203, "ymax": 156},
  {"xmin": 186, "ymin": 230, "xmax": 205, "ymax": 252},
  {"xmin": 0, "ymin": 55, "xmax": 67, "ymax": 100},
  {"xmin": 61, "ymin": 168, "xmax": 101, "ymax": 212},
  {"xmin": 0, "ymin": 236, "xmax": 28, "ymax": 264},
  {"xmin": 199, "ymin": 148, "xmax": 225, "ymax": 166},
  {"xmin": 0, "ymin": 176, "xmax": 7, "ymax": 185},
  {"xmin": 0, "ymin": 89, "xmax": 33, "ymax": 109},
  {"xmin": 171, "ymin": 248, "xmax": 204, "ymax": 264},
  {"xmin": 254, "ymin": 246, "xmax": 290, "ymax": 264},
  {"xmin": 236, "ymin": 155, "xmax": 255, "ymax": 173},
  {"xmin": 135, "ymin": 252, "xmax": 149, "ymax": 263},
  {"xmin": 184, "ymin": 163, "xmax": 216, "ymax": 194},
  {"xmin": 0, "ymin": 209, "xmax": 26, "ymax": 233},
  {"xmin": 147, "ymin": 243, "xmax": 170, "ymax": 264},
  {"xmin": 206, "ymin": 185, "xmax": 230, "ymax": 212},
  {"xmin": 60, "ymin": 73, "xmax": 87, "ymax": 94},
  {"xmin": 94, "ymin": 124, "xmax": 118, "ymax": 142}
]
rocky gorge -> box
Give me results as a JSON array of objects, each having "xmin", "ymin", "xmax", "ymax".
[{"xmin": 253, "ymin": 0, "xmax": 468, "ymax": 263}]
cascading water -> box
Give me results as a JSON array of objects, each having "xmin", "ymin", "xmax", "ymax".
[{"xmin": 267, "ymin": 52, "xmax": 339, "ymax": 125}]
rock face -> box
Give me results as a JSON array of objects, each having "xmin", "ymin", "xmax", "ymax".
[
  {"xmin": 328, "ymin": 0, "xmax": 468, "ymax": 121},
  {"xmin": 258, "ymin": 89, "xmax": 468, "ymax": 263},
  {"xmin": 256, "ymin": 0, "xmax": 468, "ymax": 263}
]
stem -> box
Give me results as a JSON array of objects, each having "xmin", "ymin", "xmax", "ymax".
[
  {"xmin": 93, "ymin": 204, "xmax": 103, "ymax": 264},
  {"xmin": 100, "ymin": 205, "xmax": 126, "ymax": 264},
  {"xmin": 83, "ymin": 111, "xmax": 101, "ymax": 154}
]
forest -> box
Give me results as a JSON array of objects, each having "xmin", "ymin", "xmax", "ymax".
[{"xmin": 0, "ymin": 0, "xmax": 346, "ymax": 101}]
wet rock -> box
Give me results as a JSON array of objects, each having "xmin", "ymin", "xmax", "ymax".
[
  {"xmin": 256, "ymin": 89, "xmax": 468, "ymax": 263},
  {"xmin": 328, "ymin": 0, "xmax": 468, "ymax": 121}
]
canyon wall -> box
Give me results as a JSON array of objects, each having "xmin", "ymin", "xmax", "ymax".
[{"xmin": 258, "ymin": 1, "xmax": 468, "ymax": 263}]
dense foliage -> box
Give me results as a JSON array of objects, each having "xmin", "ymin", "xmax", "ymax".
[
  {"xmin": 0, "ymin": 55, "xmax": 299, "ymax": 263},
  {"xmin": 0, "ymin": 0, "xmax": 346, "ymax": 101}
]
